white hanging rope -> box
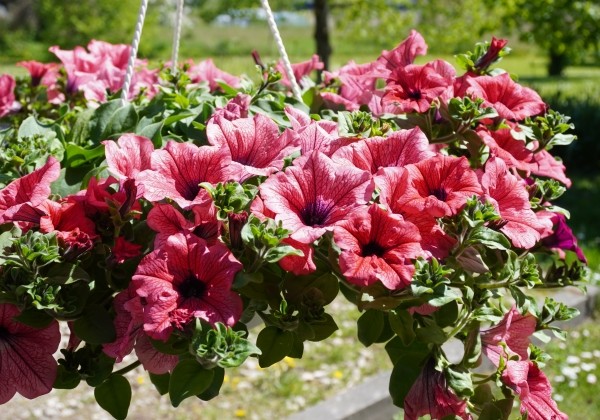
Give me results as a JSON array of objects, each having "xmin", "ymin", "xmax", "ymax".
[
  {"xmin": 260, "ymin": 0, "xmax": 303, "ymax": 102},
  {"xmin": 121, "ymin": 0, "xmax": 149, "ymax": 103},
  {"xmin": 171, "ymin": 0, "xmax": 185, "ymax": 71}
]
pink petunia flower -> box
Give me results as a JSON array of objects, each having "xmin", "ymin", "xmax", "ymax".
[
  {"xmin": 333, "ymin": 204, "xmax": 424, "ymax": 290},
  {"xmin": 259, "ymin": 151, "xmax": 373, "ymax": 244},
  {"xmin": 458, "ymin": 73, "xmax": 546, "ymax": 121},
  {"xmin": 17, "ymin": 61, "xmax": 59, "ymax": 87},
  {"xmin": 479, "ymin": 157, "xmax": 551, "ymax": 249},
  {"xmin": 147, "ymin": 202, "xmax": 221, "ymax": 249},
  {"xmin": 331, "ymin": 127, "xmax": 434, "ymax": 174},
  {"xmin": 138, "ymin": 141, "xmax": 233, "ymax": 209},
  {"xmin": 528, "ymin": 148, "xmax": 571, "ymax": 187},
  {"xmin": 187, "ymin": 59, "xmax": 240, "ymax": 91},
  {"xmin": 390, "ymin": 155, "xmax": 483, "ymax": 218},
  {"xmin": 132, "ymin": 233, "xmax": 243, "ymax": 341},
  {"xmin": 473, "ymin": 37, "xmax": 509, "ymax": 73},
  {"xmin": 103, "ymin": 285, "xmax": 178, "ymax": 374},
  {"xmin": 0, "ymin": 74, "xmax": 19, "ymax": 117},
  {"xmin": 377, "ymin": 29, "xmax": 428, "ymax": 73},
  {"xmin": 383, "ymin": 60, "xmax": 455, "ymax": 113},
  {"xmin": 0, "ymin": 156, "xmax": 61, "ymax": 224},
  {"xmin": 277, "ymin": 54, "xmax": 324, "ymax": 88},
  {"xmin": 374, "ymin": 167, "xmax": 456, "ymax": 259},
  {"xmin": 502, "ymin": 360, "xmax": 568, "ymax": 420},
  {"xmin": 321, "ymin": 60, "xmax": 379, "ymax": 111},
  {"xmin": 207, "ymin": 113, "xmax": 300, "ymax": 181},
  {"xmin": 103, "ymin": 134, "xmax": 154, "ymax": 185},
  {"xmin": 0, "ymin": 303, "xmax": 61, "ymax": 403},
  {"xmin": 480, "ymin": 306, "xmax": 536, "ymax": 366},
  {"xmin": 212, "ymin": 93, "xmax": 251, "ymax": 121},
  {"xmin": 478, "ymin": 127, "xmax": 534, "ymax": 173},
  {"xmin": 112, "ymin": 237, "xmax": 142, "ymax": 264},
  {"xmin": 250, "ymin": 196, "xmax": 316, "ymax": 276},
  {"xmin": 404, "ymin": 359, "xmax": 470, "ymax": 420}
]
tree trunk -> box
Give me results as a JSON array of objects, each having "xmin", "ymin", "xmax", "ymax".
[
  {"xmin": 548, "ymin": 50, "xmax": 568, "ymax": 77},
  {"xmin": 314, "ymin": 0, "xmax": 332, "ymax": 75}
]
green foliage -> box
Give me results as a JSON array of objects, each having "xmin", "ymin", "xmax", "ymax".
[{"xmin": 94, "ymin": 374, "xmax": 132, "ymax": 420}]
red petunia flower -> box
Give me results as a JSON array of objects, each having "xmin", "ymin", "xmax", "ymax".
[
  {"xmin": 321, "ymin": 60, "xmax": 379, "ymax": 111},
  {"xmin": 478, "ymin": 127, "xmax": 534, "ymax": 173},
  {"xmin": 391, "ymin": 155, "xmax": 482, "ymax": 218},
  {"xmin": 529, "ymin": 148, "xmax": 571, "ymax": 187},
  {"xmin": 404, "ymin": 358, "xmax": 470, "ymax": 420},
  {"xmin": 0, "ymin": 303, "xmax": 61, "ymax": 403},
  {"xmin": 16, "ymin": 61, "xmax": 60, "ymax": 87},
  {"xmin": 277, "ymin": 54, "xmax": 324, "ymax": 88},
  {"xmin": 383, "ymin": 60, "xmax": 455, "ymax": 113},
  {"xmin": 132, "ymin": 233, "xmax": 243, "ymax": 341},
  {"xmin": 207, "ymin": 113, "xmax": 299, "ymax": 181},
  {"xmin": 331, "ymin": 127, "xmax": 434, "ymax": 174},
  {"xmin": 479, "ymin": 157, "xmax": 550, "ymax": 249},
  {"xmin": 0, "ymin": 74, "xmax": 19, "ymax": 117},
  {"xmin": 211, "ymin": 93, "xmax": 251, "ymax": 121},
  {"xmin": 138, "ymin": 141, "xmax": 233, "ymax": 209},
  {"xmin": 502, "ymin": 360, "xmax": 568, "ymax": 420},
  {"xmin": 459, "ymin": 73, "xmax": 546, "ymax": 121},
  {"xmin": 333, "ymin": 204, "xmax": 424, "ymax": 290},
  {"xmin": 480, "ymin": 306, "xmax": 536, "ymax": 367},
  {"xmin": 0, "ymin": 156, "xmax": 60, "ymax": 224},
  {"xmin": 259, "ymin": 151, "xmax": 373, "ymax": 244}
]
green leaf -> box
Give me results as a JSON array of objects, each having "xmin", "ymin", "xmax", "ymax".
[
  {"xmin": 94, "ymin": 374, "xmax": 131, "ymax": 420},
  {"xmin": 72, "ymin": 304, "xmax": 116, "ymax": 344},
  {"xmin": 169, "ymin": 360, "xmax": 214, "ymax": 407},
  {"xmin": 357, "ymin": 309, "xmax": 385, "ymax": 347},
  {"xmin": 256, "ymin": 326, "xmax": 294, "ymax": 368},
  {"xmin": 307, "ymin": 313, "xmax": 338, "ymax": 342},
  {"xmin": 149, "ymin": 372, "xmax": 170, "ymax": 396},
  {"xmin": 445, "ymin": 366, "xmax": 473, "ymax": 397},
  {"xmin": 53, "ymin": 365, "xmax": 81, "ymax": 389},
  {"xmin": 415, "ymin": 318, "xmax": 446, "ymax": 345},
  {"xmin": 434, "ymin": 300, "xmax": 459, "ymax": 328},
  {"xmin": 64, "ymin": 144, "xmax": 105, "ymax": 168},
  {"xmin": 197, "ymin": 367, "xmax": 225, "ymax": 401},
  {"xmin": 89, "ymin": 100, "xmax": 138, "ymax": 144},
  {"xmin": 12, "ymin": 307, "xmax": 54, "ymax": 328},
  {"xmin": 46, "ymin": 263, "xmax": 90, "ymax": 285},
  {"xmin": 18, "ymin": 116, "xmax": 58, "ymax": 139},
  {"xmin": 467, "ymin": 226, "xmax": 511, "ymax": 250},
  {"xmin": 388, "ymin": 346, "xmax": 431, "ymax": 408},
  {"xmin": 388, "ymin": 310, "xmax": 416, "ymax": 346}
]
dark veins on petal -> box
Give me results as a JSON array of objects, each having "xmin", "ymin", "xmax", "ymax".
[
  {"xmin": 361, "ymin": 241, "xmax": 386, "ymax": 257},
  {"xmin": 299, "ymin": 200, "xmax": 330, "ymax": 227},
  {"xmin": 177, "ymin": 274, "xmax": 207, "ymax": 299}
]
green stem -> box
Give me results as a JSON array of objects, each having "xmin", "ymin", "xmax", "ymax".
[{"xmin": 113, "ymin": 360, "xmax": 141, "ymax": 376}]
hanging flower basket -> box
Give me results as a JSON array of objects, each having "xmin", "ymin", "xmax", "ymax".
[{"xmin": 0, "ymin": 7, "xmax": 587, "ymax": 419}]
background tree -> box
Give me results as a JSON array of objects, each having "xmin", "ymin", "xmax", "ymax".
[{"xmin": 508, "ymin": 0, "xmax": 600, "ymax": 76}]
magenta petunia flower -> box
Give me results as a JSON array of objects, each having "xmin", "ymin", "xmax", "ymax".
[
  {"xmin": 374, "ymin": 167, "xmax": 456, "ymax": 259},
  {"xmin": 259, "ymin": 151, "xmax": 373, "ymax": 244},
  {"xmin": 333, "ymin": 204, "xmax": 424, "ymax": 290},
  {"xmin": 480, "ymin": 306, "xmax": 536, "ymax": 367},
  {"xmin": 132, "ymin": 233, "xmax": 243, "ymax": 341},
  {"xmin": 473, "ymin": 37, "xmax": 509, "ymax": 73},
  {"xmin": 103, "ymin": 285, "xmax": 177, "ymax": 374},
  {"xmin": 502, "ymin": 360, "xmax": 568, "ymax": 420},
  {"xmin": 16, "ymin": 61, "xmax": 59, "ymax": 87},
  {"xmin": 0, "ymin": 303, "xmax": 61, "ymax": 403},
  {"xmin": 103, "ymin": 134, "xmax": 154, "ymax": 183},
  {"xmin": 404, "ymin": 359, "xmax": 470, "ymax": 420},
  {"xmin": 0, "ymin": 156, "xmax": 60, "ymax": 224},
  {"xmin": 331, "ymin": 127, "xmax": 434, "ymax": 174},
  {"xmin": 479, "ymin": 157, "xmax": 551, "ymax": 249},
  {"xmin": 541, "ymin": 211, "xmax": 587, "ymax": 263},
  {"xmin": 459, "ymin": 73, "xmax": 546, "ymax": 121},
  {"xmin": 383, "ymin": 60, "xmax": 455, "ymax": 113},
  {"xmin": 207, "ymin": 113, "xmax": 299, "ymax": 181},
  {"xmin": 138, "ymin": 141, "xmax": 233, "ymax": 209},
  {"xmin": 391, "ymin": 155, "xmax": 482, "ymax": 218}
]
